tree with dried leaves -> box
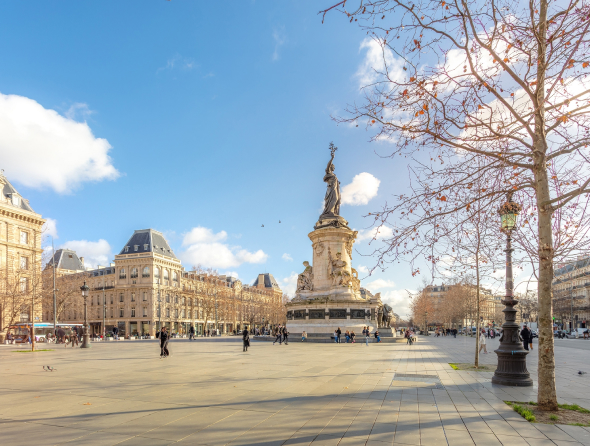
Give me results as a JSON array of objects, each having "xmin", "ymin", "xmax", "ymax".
[{"xmin": 321, "ymin": 0, "xmax": 590, "ymax": 411}]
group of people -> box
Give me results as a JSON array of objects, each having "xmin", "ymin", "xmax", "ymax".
[
  {"xmin": 404, "ymin": 329, "xmax": 416, "ymax": 344},
  {"xmin": 434, "ymin": 328, "xmax": 459, "ymax": 337},
  {"xmin": 272, "ymin": 326, "xmax": 289, "ymax": 345}
]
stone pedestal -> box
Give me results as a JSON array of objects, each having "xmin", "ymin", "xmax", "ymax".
[{"xmin": 286, "ymin": 217, "xmax": 383, "ymax": 337}]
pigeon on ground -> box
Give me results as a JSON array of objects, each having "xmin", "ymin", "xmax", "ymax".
[
  {"xmin": 578, "ymin": 371, "xmax": 587, "ymax": 375},
  {"xmin": 43, "ymin": 366, "xmax": 56, "ymax": 372}
]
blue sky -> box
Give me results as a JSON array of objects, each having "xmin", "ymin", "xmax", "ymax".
[{"xmin": 0, "ymin": 1, "xmax": 424, "ymax": 317}]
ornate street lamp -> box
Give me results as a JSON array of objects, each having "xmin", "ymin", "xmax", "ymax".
[
  {"xmin": 80, "ymin": 281, "xmax": 91, "ymax": 348},
  {"xmin": 492, "ymin": 193, "xmax": 532, "ymax": 386}
]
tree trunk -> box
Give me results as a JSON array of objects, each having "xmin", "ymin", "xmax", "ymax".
[
  {"xmin": 534, "ymin": 0, "xmax": 558, "ymax": 412},
  {"xmin": 475, "ymin": 256, "xmax": 480, "ymax": 368}
]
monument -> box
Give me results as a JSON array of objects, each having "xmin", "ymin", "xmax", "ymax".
[{"xmin": 286, "ymin": 143, "xmax": 387, "ymax": 340}]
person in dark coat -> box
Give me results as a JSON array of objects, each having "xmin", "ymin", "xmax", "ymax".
[
  {"xmin": 520, "ymin": 324, "xmax": 531, "ymax": 351},
  {"xmin": 160, "ymin": 327, "xmax": 170, "ymax": 358},
  {"xmin": 242, "ymin": 328, "xmax": 250, "ymax": 352},
  {"xmin": 282, "ymin": 326, "xmax": 289, "ymax": 345},
  {"xmin": 189, "ymin": 325, "xmax": 195, "ymax": 341}
]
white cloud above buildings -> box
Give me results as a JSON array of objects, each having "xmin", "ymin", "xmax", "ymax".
[
  {"xmin": 42, "ymin": 218, "xmax": 59, "ymax": 240},
  {"xmin": 0, "ymin": 93, "xmax": 119, "ymax": 194},
  {"xmin": 281, "ymin": 272, "xmax": 298, "ymax": 297},
  {"xmin": 179, "ymin": 226, "xmax": 268, "ymax": 269},
  {"xmin": 282, "ymin": 253, "xmax": 293, "ymax": 261},
  {"xmin": 341, "ymin": 173, "xmax": 380, "ymax": 206},
  {"xmin": 59, "ymin": 239, "xmax": 112, "ymax": 269},
  {"xmin": 364, "ymin": 278, "xmax": 396, "ymax": 290}
]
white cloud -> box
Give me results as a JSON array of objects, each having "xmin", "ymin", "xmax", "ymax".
[
  {"xmin": 357, "ymin": 38, "xmax": 405, "ymax": 89},
  {"xmin": 341, "ymin": 172, "xmax": 380, "ymax": 206},
  {"xmin": 282, "ymin": 253, "xmax": 293, "ymax": 261},
  {"xmin": 222, "ymin": 271, "xmax": 239, "ymax": 279},
  {"xmin": 42, "ymin": 218, "xmax": 58, "ymax": 240},
  {"xmin": 272, "ymin": 27, "xmax": 286, "ymax": 61},
  {"xmin": 180, "ymin": 226, "xmax": 268, "ymax": 269},
  {"xmin": 364, "ymin": 279, "xmax": 396, "ymax": 290},
  {"xmin": 281, "ymin": 272, "xmax": 298, "ymax": 296},
  {"xmin": 356, "ymin": 225, "xmax": 394, "ymax": 242},
  {"xmin": 357, "ymin": 265, "xmax": 369, "ymax": 274},
  {"xmin": 157, "ymin": 54, "xmax": 196, "ymax": 73},
  {"xmin": 65, "ymin": 102, "xmax": 93, "ymax": 121},
  {"xmin": 0, "ymin": 93, "xmax": 119, "ymax": 194},
  {"xmin": 182, "ymin": 227, "xmax": 227, "ymax": 246},
  {"xmin": 59, "ymin": 239, "xmax": 111, "ymax": 269}
]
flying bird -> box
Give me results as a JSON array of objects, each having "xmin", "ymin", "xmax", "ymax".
[
  {"xmin": 279, "ymin": 220, "xmax": 281, "ymax": 223},
  {"xmin": 261, "ymin": 224, "xmax": 264, "ymax": 227}
]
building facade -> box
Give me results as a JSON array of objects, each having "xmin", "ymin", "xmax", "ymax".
[
  {"xmin": 553, "ymin": 256, "xmax": 590, "ymax": 330},
  {"xmin": 43, "ymin": 229, "xmax": 285, "ymax": 337},
  {"xmin": 0, "ymin": 172, "xmax": 45, "ymax": 341}
]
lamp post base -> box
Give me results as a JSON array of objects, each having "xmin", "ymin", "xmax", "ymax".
[
  {"xmin": 81, "ymin": 334, "xmax": 91, "ymax": 348},
  {"xmin": 492, "ymin": 298, "xmax": 532, "ymax": 387}
]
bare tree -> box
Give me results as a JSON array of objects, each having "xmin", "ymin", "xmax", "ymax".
[{"xmin": 321, "ymin": 0, "xmax": 590, "ymax": 410}]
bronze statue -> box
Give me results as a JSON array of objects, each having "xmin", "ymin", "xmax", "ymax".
[{"xmin": 320, "ymin": 143, "xmax": 341, "ymax": 219}]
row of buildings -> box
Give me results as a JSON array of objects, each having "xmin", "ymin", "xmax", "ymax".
[
  {"xmin": 553, "ymin": 256, "xmax": 590, "ymax": 330},
  {"xmin": 0, "ymin": 172, "xmax": 285, "ymax": 341}
]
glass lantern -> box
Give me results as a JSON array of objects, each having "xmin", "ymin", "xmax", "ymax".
[{"xmin": 501, "ymin": 212, "xmax": 518, "ymax": 231}]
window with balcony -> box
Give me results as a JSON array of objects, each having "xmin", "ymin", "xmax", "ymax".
[
  {"xmin": 20, "ymin": 277, "xmax": 28, "ymax": 292},
  {"xmin": 154, "ymin": 267, "xmax": 160, "ymax": 279},
  {"xmin": 143, "ymin": 292, "xmax": 147, "ymax": 301},
  {"xmin": 166, "ymin": 308, "xmax": 170, "ymax": 317},
  {"xmin": 143, "ymin": 307, "xmax": 148, "ymax": 317},
  {"xmin": 164, "ymin": 269, "xmax": 169, "ymax": 280},
  {"xmin": 142, "ymin": 267, "xmax": 150, "ymax": 278},
  {"xmin": 166, "ymin": 294, "xmax": 170, "ymax": 303},
  {"xmin": 120, "ymin": 293, "xmax": 124, "ymax": 302},
  {"xmin": 175, "ymin": 309, "xmax": 179, "ymax": 318},
  {"xmin": 174, "ymin": 296, "xmax": 178, "ymax": 304},
  {"xmin": 182, "ymin": 309, "xmax": 186, "ymax": 318},
  {"xmin": 20, "ymin": 256, "xmax": 29, "ymax": 270},
  {"xmin": 119, "ymin": 268, "xmax": 126, "ymax": 279},
  {"xmin": 131, "ymin": 267, "xmax": 138, "ymax": 279},
  {"xmin": 131, "ymin": 293, "xmax": 135, "ymax": 302},
  {"xmin": 131, "ymin": 307, "xmax": 136, "ymax": 317},
  {"xmin": 119, "ymin": 309, "xmax": 124, "ymax": 317},
  {"xmin": 110, "ymin": 294, "xmax": 114, "ymax": 304},
  {"xmin": 173, "ymin": 271, "xmax": 178, "ymax": 282}
]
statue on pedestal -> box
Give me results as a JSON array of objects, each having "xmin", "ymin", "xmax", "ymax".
[
  {"xmin": 296, "ymin": 261, "xmax": 314, "ymax": 292},
  {"xmin": 320, "ymin": 143, "xmax": 341, "ymax": 220}
]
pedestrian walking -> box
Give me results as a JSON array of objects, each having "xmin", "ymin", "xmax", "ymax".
[
  {"xmin": 159, "ymin": 327, "xmax": 170, "ymax": 358},
  {"xmin": 364, "ymin": 327, "xmax": 370, "ymax": 346},
  {"xmin": 520, "ymin": 324, "xmax": 531, "ymax": 351},
  {"xmin": 242, "ymin": 328, "xmax": 250, "ymax": 352},
  {"xmin": 479, "ymin": 329, "xmax": 487, "ymax": 354},
  {"xmin": 189, "ymin": 325, "xmax": 195, "ymax": 341},
  {"xmin": 336, "ymin": 327, "xmax": 342, "ymax": 344},
  {"xmin": 71, "ymin": 327, "xmax": 79, "ymax": 347},
  {"xmin": 273, "ymin": 327, "xmax": 282, "ymax": 345},
  {"xmin": 282, "ymin": 326, "xmax": 289, "ymax": 345}
]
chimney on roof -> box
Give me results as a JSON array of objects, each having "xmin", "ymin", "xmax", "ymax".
[
  {"xmin": 80, "ymin": 257, "xmax": 84, "ymax": 267},
  {"xmin": 257, "ymin": 274, "xmax": 265, "ymax": 289}
]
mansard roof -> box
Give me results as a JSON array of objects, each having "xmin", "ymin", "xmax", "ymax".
[
  {"xmin": 252, "ymin": 273, "xmax": 281, "ymax": 289},
  {"xmin": 0, "ymin": 171, "xmax": 35, "ymax": 213},
  {"xmin": 118, "ymin": 229, "xmax": 177, "ymax": 259},
  {"xmin": 46, "ymin": 249, "xmax": 85, "ymax": 271}
]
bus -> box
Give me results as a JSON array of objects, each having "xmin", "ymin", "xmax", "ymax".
[{"xmin": 6, "ymin": 323, "xmax": 83, "ymax": 343}]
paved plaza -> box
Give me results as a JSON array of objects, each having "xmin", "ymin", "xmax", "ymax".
[{"xmin": 1, "ymin": 336, "xmax": 590, "ymax": 446}]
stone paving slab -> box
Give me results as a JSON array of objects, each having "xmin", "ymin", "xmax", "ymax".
[{"xmin": 1, "ymin": 337, "xmax": 590, "ymax": 445}]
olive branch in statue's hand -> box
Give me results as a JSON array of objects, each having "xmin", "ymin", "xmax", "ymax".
[{"xmin": 329, "ymin": 142, "xmax": 338, "ymax": 158}]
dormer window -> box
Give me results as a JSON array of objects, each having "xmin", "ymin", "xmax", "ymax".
[
  {"xmin": 144, "ymin": 244, "xmax": 149, "ymax": 250},
  {"xmin": 134, "ymin": 245, "xmax": 139, "ymax": 252},
  {"xmin": 11, "ymin": 195, "xmax": 20, "ymax": 206},
  {"xmin": 124, "ymin": 246, "xmax": 129, "ymax": 253}
]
